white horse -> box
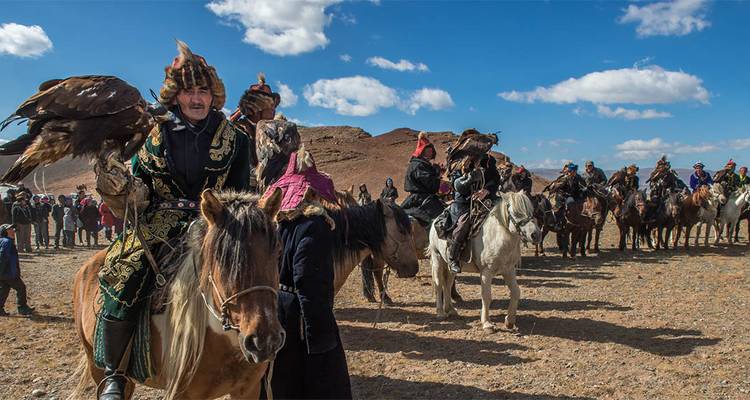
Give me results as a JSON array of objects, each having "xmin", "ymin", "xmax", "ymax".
[
  {"xmin": 695, "ymin": 183, "xmax": 726, "ymax": 245},
  {"xmin": 429, "ymin": 191, "xmax": 541, "ymax": 331},
  {"xmin": 717, "ymin": 186, "xmax": 750, "ymax": 244}
]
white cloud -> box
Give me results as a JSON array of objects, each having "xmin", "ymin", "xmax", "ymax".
[
  {"xmin": 0, "ymin": 23, "xmax": 53, "ymax": 58},
  {"xmin": 366, "ymin": 56, "xmax": 429, "ymax": 72},
  {"xmin": 520, "ymin": 146, "xmax": 529, "ymax": 153},
  {"xmin": 615, "ymin": 137, "xmax": 718, "ymax": 160},
  {"xmin": 206, "ymin": 0, "xmax": 341, "ymax": 56},
  {"xmin": 403, "ymin": 88, "xmax": 454, "ymax": 115},
  {"xmin": 526, "ymin": 158, "xmax": 571, "ymax": 169},
  {"xmin": 619, "ymin": 0, "xmax": 710, "ymax": 37},
  {"xmin": 730, "ymin": 139, "xmax": 750, "ymax": 150},
  {"xmin": 276, "ymin": 82, "xmax": 298, "ymax": 108},
  {"xmin": 339, "ymin": 53, "xmax": 352, "ymax": 62},
  {"xmin": 303, "ymin": 76, "xmax": 399, "ymax": 116},
  {"xmin": 303, "ymin": 76, "xmax": 453, "ymax": 116},
  {"xmin": 537, "ymin": 138, "xmax": 577, "ymax": 148},
  {"xmin": 597, "ymin": 105, "xmax": 672, "ymax": 120},
  {"xmin": 499, "ymin": 65, "xmax": 709, "ymax": 105}
]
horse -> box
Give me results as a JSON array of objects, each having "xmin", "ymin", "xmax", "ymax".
[
  {"xmin": 565, "ymin": 195, "xmax": 601, "ymax": 259},
  {"xmin": 674, "ymin": 185, "xmax": 711, "ymax": 249},
  {"xmin": 611, "ymin": 187, "xmax": 647, "ymax": 251},
  {"xmin": 71, "ymin": 190, "xmax": 286, "ymax": 399},
  {"xmin": 532, "ymin": 192, "xmax": 574, "ymax": 258},
  {"xmin": 716, "ymin": 186, "xmax": 750, "ymax": 244},
  {"xmin": 694, "ymin": 183, "xmax": 726, "ymax": 246},
  {"xmin": 359, "ymin": 214, "xmax": 463, "ymax": 305},
  {"xmin": 330, "ymin": 199, "xmax": 419, "ymax": 295},
  {"xmin": 584, "ymin": 184, "xmax": 610, "ymax": 253},
  {"xmin": 651, "ymin": 190, "xmax": 683, "ymax": 250},
  {"xmin": 429, "ymin": 191, "xmax": 541, "ymax": 331}
]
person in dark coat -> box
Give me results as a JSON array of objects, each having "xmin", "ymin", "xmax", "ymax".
[
  {"xmin": 0, "ymin": 224, "xmax": 34, "ymax": 316},
  {"xmin": 51, "ymin": 195, "xmax": 66, "ymax": 249},
  {"xmin": 623, "ymin": 164, "xmax": 640, "ymax": 192},
  {"xmin": 478, "ymin": 154, "xmax": 500, "ymax": 201},
  {"xmin": 401, "ymin": 132, "xmax": 444, "ymax": 223},
  {"xmin": 583, "ymin": 160, "xmax": 607, "ymax": 187},
  {"xmin": 446, "ymin": 161, "xmax": 483, "ymax": 273},
  {"xmin": 79, "ymin": 199, "xmax": 100, "ymax": 247},
  {"xmin": 3, "ymin": 189, "xmax": 15, "ymax": 217},
  {"xmin": 511, "ymin": 166, "xmax": 533, "ymax": 193},
  {"xmin": 32, "ymin": 195, "xmax": 51, "ymax": 249},
  {"xmin": 380, "ymin": 177, "xmax": 399, "ymax": 203},
  {"xmin": 262, "ymin": 149, "xmax": 351, "ymax": 399},
  {"xmin": 558, "ymin": 163, "xmax": 587, "ymax": 203},
  {"xmin": 357, "ymin": 184, "xmax": 373, "ymax": 206},
  {"xmin": 11, "ymin": 193, "xmax": 33, "ymax": 253}
]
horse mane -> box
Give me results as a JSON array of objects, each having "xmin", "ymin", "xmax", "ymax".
[
  {"xmin": 327, "ymin": 201, "xmax": 410, "ymax": 266},
  {"xmin": 493, "ymin": 191, "xmax": 534, "ymax": 229},
  {"xmin": 691, "ymin": 186, "xmax": 710, "ymax": 204},
  {"xmin": 162, "ymin": 191, "xmax": 276, "ymax": 399}
]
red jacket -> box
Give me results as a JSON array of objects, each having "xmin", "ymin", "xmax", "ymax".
[{"xmin": 99, "ymin": 203, "xmax": 116, "ymax": 227}]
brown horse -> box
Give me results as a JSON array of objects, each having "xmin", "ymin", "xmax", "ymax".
[
  {"xmin": 585, "ymin": 185, "xmax": 610, "ymax": 253},
  {"xmin": 674, "ymin": 186, "xmax": 711, "ymax": 249},
  {"xmin": 71, "ymin": 190, "xmax": 285, "ymax": 399},
  {"xmin": 565, "ymin": 196, "xmax": 601, "ymax": 259},
  {"xmin": 611, "ymin": 188, "xmax": 647, "ymax": 251},
  {"xmin": 330, "ymin": 199, "xmax": 420, "ymax": 295}
]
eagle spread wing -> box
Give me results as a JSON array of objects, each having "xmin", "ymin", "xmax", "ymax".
[
  {"xmin": 0, "ymin": 76, "xmax": 154, "ymax": 183},
  {"xmin": 446, "ymin": 129, "xmax": 498, "ymax": 173},
  {"xmin": 606, "ymin": 169, "xmax": 626, "ymax": 187}
]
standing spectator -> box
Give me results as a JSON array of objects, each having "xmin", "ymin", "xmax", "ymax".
[
  {"xmin": 51, "ymin": 195, "xmax": 65, "ymax": 249},
  {"xmin": 31, "ymin": 195, "xmax": 51, "ymax": 250},
  {"xmin": 380, "ymin": 177, "xmax": 399, "ymax": 203},
  {"xmin": 11, "ymin": 193, "xmax": 33, "ymax": 253},
  {"xmin": 75, "ymin": 196, "xmax": 86, "ymax": 245},
  {"xmin": 99, "ymin": 201, "xmax": 116, "ymax": 242},
  {"xmin": 357, "ymin": 184, "xmax": 373, "ymax": 206},
  {"xmin": 80, "ymin": 199, "xmax": 100, "ymax": 247},
  {"xmin": 3, "ymin": 189, "xmax": 15, "ymax": 217},
  {"xmin": 63, "ymin": 204, "xmax": 76, "ymax": 248},
  {"xmin": 0, "ymin": 224, "xmax": 34, "ymax": 316}
]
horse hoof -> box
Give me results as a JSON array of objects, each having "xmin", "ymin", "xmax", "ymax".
[
  {"xmin": 482, "ymin": 323, "xmax": 495, "ymax": 332},
  {"xmin": 381, "ymin": 295, "xmax": 395, "ymax": 306},
  {"xmin": 448, "ymin": 308, "xmax": 459, "ymax": 317}
]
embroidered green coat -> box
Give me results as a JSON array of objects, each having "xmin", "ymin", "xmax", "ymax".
[{"xmin": 98, "ymin": 113, "xmax": 251, "ymax": 320}]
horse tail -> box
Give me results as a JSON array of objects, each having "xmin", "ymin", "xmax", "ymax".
[{"xmin": 67, "ymin": 349, "xmax": 92, "ymax": 400}]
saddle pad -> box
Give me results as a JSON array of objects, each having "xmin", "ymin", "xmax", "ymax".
[
  {"xmin": 469, "ymin": 199, "xmax": 494, "ymax": 238},
  {"xmin": 93, "ymin": 307, "xmax": 155, "ymax": 383}
]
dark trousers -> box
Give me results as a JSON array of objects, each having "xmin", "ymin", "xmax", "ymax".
[
  {"xmin": 64, "ymin": 230, "xmax": 75, "ymax": 247},
  {"xmin": 78, "ymin": 227, "xmax": 85, "ymax": 244},
  {"xmin": 85, "ymin": 229, "xmax": 98, "ymax": 247},
  {"xmin": 54, "ymin": 222, "xmax": 63, "ymax": 247},
  {"xmin": 0, "ymin": 276, "xmax": 28, "ymax": 310},
  {"xmin": 34, "ymin": 220, "xmax": 49, "ymax": 248}
]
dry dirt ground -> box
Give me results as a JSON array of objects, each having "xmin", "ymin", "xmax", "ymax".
[{"xmin": 1, "ymin": 221, "xmax": 748, "ymax": 400}]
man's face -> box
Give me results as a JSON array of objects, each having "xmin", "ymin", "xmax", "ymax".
[
  {"xmin": 567, "ymin": 170, "xmax": 576, "ymax": 177},
  {"xmin": 6, "ymin": 228, "xmax": 15, "ymax": 240},
  {"xmin": 740, "ymin": 168, "xmax": 747, "ymax": 177},
  {"xmin": 176, "ymin": 86, "xmax": 212, "ymax": 124},
  {"xmin": 585, "ymin": 165, "xmax": 593, "ymax": 173},
  {"xmin": 695, "ymin": 167, "xmax": 703, "ymax": 176}
]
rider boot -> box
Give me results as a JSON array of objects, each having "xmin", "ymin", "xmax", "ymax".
[
  {"xmin": 448, "ymin": 213, "xmax": 471, "ymax": 274},
  {"xmin": 98, "ymin": 315, "xmax": 135, "ymax": 400}
]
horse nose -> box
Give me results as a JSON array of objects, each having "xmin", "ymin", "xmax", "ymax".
[
  {"xmin": 241, "ymin": 329, "xmax": 286, "ymax": 363},
  {"xmin": 531, "ymin": 230, "xmax": 541, "ymax": 244}
]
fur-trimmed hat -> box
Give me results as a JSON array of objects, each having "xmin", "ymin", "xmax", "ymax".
[
  {"xmin": 627, "ymin": 164, "xmax": 639, "ymax": 173},
  {"xmin": 238, "ymin": 73, "xmax": 281, "ymax": 123},
  {"xmin": 726, "ymin": 159, "xmax": 737, "ymax": 168},
  {"xmin": 159, "ymin": 40, "xmax": 226, "ymax": 110},
  {"xmin": 412, "ymin": 131, "xmax": 435, "ymax": 158}
]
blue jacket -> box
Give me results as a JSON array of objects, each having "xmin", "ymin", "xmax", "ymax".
[
  {"xmin": 689, "ymin": 172, "xmax": 713, "ymax": 192},
  {"xmin": 278, "ymin": 215, "xmax": 338, "ymax": 355},
  {"xmin": 0, "ymin": 237, "xmax": 20, "ymax": 280}
]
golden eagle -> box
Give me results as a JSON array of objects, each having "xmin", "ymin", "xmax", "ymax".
[
  {"xmin": 446, "ymin": 129, "xmax": 499, "ymax": 174},
  {"xmin": 0, "ymin": 76, "xmax": 166, "ymax": 183}
]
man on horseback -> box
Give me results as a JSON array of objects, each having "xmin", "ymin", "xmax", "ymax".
[
  {"xmin": 401, "ymin": 132, "xmax": 445, "ymax": 225},
  {"xmin": 558, "ymin": 163, "xmax": 587, "ymax": 205},
  {"xmin": 93, "ymin": 42, "xmax": 251, "ymax": 400},
  {"xmin": 623, "ymin": 164, "xmax": 640, "ymax": 191},
  {"xmin": 647, "ymin": 156, "xmax": 686, "ymax": 196},
  {"xmin": 445, "ymin": 159, "xmax": 486, "ymax": 273},
  {"xmin": 582, "ymin": 160, "xmax": 607, "ymax": 186},
  {"xmin": 689, "ymin": 162, "xmax": 713, "ymax": 192},
  {"xmin": 713, "ymin": 159, "xmax": 741, "ymax": 196},
  {"xmin": 510, "ymin": 166, "xmax": 533, "ymax": 193}
]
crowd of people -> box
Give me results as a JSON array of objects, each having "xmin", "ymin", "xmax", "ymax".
[{"xmin": 0, "ymin": 184, "xmax": 124, "ymax": 318}]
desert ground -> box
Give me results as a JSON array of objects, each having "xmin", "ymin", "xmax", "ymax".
[{"xmin": 1, "ymin": 220, "xmax": 748, "ymax": 400}]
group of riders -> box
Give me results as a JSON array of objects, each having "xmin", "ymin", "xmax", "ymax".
[{"xmin": 81, "ymin": 41, "xmax": 748, "ymax": 400}]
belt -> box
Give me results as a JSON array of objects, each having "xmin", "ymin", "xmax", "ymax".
[
  {"xmin": 279, "ymin": 284, "xmax": 298, "ymax": 294},
  {"xmin": 158, "ymin": 199, "xmax": 200, "ymax": 211}
]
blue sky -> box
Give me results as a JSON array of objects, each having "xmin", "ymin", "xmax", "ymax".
[{"xmin": 1, "ymin": 0, "xmax": 748, "ymax": 170}]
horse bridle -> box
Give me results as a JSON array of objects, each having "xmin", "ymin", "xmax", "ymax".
[{"xmin": 506, "ymin": 201, "xmax": 535, "ymax": 243}]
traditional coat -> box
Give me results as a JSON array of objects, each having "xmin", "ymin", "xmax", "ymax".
[
  {"xmin": 689, "ymin": 172, "xmax": 713, "ymax": 192},
  {"xmin": 401, "ymin": 157, "xmax": 444, "ymax": 222},
  {"xmin": 98, "ymin": 110, "xmax": 250, "ymax": 320},
  {"xmin": 583, "ymin": 167, "xmax": 607, "ymax": 186}
]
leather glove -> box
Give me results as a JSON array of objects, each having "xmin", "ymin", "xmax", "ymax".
[{"xmin": 94, "ymin": 151, "xmax": 150, "ymax": 219}]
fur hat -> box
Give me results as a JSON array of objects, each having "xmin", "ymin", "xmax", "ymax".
[
  {"xmin": 726, "ymin": 159, "xmax": 737, "ymax": 169},
  {"xmin": 693, "ymin": 162, "xmax": 705, "ymax": 169},
  {"xmin": 627, "ymin": 164, "xmax": 639, "ymax": 173},
  {"xmin": 159, "ymin": 40, "xmax": 226, "ymax": 110},
  {"xmin": 412, "ymin": 131, "xmax": 435, "ymax": 158}
]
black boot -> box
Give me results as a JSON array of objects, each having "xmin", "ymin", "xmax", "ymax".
[
  {"xmin": 448, "ymin": 239, "xmax": 462, "ymax": 274},
  {"xmin": 98, "ymin": 316, "xmax": 135, "ymax": 400}
]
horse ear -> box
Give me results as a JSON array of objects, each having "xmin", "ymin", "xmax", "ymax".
[
  {"xmin": 201, "ymin": 189, "xmax": 225, "ymax": 227},
  {"xmin": 260, "ymin": 187, "xmax": 283, "ymax": 218}
]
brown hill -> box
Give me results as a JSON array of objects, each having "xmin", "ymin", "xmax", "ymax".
[{"xmin": 0, "ymin": 126, "xmax": 548, "ymax": 197}]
